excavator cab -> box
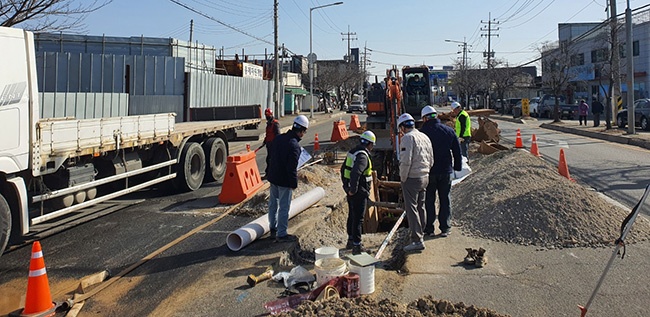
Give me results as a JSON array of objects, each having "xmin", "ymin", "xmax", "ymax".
[{"xmin": 402, "ymin": 66, "xmax": 432, "ymax": 121}]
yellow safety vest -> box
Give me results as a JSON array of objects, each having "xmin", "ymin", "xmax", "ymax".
[
  {"xmin": 343, "ymin": 150, "xmax": 373, "ymax": 183},
  {"xmin": 455, "ymin": 110, "xmax": 472, "ymax": 137}
]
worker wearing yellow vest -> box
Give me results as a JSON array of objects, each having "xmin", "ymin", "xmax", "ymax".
[
  {"xmin": 451, "ymin": 101, "xmax": 471, "ymax": 161},
  {"xmin": 340, "ymin": 130, "xmax": 375, "ymax": 255}
]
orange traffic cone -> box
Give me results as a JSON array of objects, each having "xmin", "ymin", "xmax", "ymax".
[
  {"xmin": 558, "ymin": 149, "xmax": 574, "ymax": 181},
  {"xmin": 21, "ymin": 241, "xmax": 56, "ymax": 316},
  {"xmin": 515, "ymin": 129, "xmax": 524, "ymax": 148},
  {"xmin": 530, "ymin": 134, "xmax": 541, "ymax": 157},
  {"xmin": 314, "ymin": 133, "xmax": 320, "ymax": 152}
]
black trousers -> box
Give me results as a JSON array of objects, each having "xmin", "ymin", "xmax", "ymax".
[
  {"xmin": 346, "ymin": 193, "xmax": 368, "ymax": 244},
  {"xmin": 593, "ymin": 113, "xmax": 601, "ymax": 127}
]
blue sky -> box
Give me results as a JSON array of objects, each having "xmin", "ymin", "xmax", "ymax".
[{"xmin": 74, "ymin": 0, "xmax": 640, "ymax": 76}]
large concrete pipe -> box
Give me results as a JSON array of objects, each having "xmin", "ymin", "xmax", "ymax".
[{"xmin": 226, "ymin": 187, "xmax": 326, "ymax": 251}]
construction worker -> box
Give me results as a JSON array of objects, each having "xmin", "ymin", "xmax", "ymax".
[
  {"xmin": 419, "ymin": 106, "xmax": 462, "ymax": 237},
  {"xmin": 451, "ymin": 101, "xmax": 471, "ymax": 161},
  {"xmin": 340, "ymin": 130, "xmax": 376, "ymax": 255},
  {"xmin": 258, "ymin": 108, "xmax": 281, "ymax": 177},
  {"xmin": 397, "ymin": 113, "xmax": 433, "ymax": 252},
  {"xmin": 267, "ymin": 115, "xmax": 309, "ymax": 242}
]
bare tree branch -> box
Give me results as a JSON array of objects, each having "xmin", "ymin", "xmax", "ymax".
[{"xmin": 1, "ymin": 0, "xmax": 112, "ymax": 32}]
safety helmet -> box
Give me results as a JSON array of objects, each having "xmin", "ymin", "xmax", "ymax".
[
  {"xmin": 421, "ymin": 105, "xmax": 437, "ymax": 118},
  {"xmin": 450, "ymin": 101, "xmax": 462, "ymax": 110},
  {"xmin": 360, "ymin": 131, "xmax": 376, "ymax": 144},
  {"xmin": 397, "ymin": 113, "xmax": 415, "ymax": 127},
  {"xmin": 264, "ymin": 108, "xmax": 273, "ymax": 117},
  {"xmin": 293, "ymin": 115, "xmax": 309, "ymax": 129}
]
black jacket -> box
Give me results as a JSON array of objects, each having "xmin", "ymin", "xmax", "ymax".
[
  {"xmin": 268, "ymin": 129, "xmax": 302, "ymax": 188},
  {"xmin": 340, "ymin": 144, "xmax": 371, "ymax": 197},
  {"xmin": 420, "ymin": 118, "xmax": 462, "ymax": 174},
  {"xmin": 592, "ymin": 101, "xmax": 604, "ymax": 114}
]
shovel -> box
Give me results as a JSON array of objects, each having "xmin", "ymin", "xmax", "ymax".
[{"xmin": 578, "ymin": 184, "xmax": 650, "ymax": 317}]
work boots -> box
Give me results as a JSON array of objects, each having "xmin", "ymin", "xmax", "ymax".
[{"xmin": 463, "ymin": 247, "xmax": 487, "ymax": 268}]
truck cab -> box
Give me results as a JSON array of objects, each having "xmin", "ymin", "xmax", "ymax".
[{"xmin": 402, "ymin": 66, "xmax": 432, "ymax": 121}]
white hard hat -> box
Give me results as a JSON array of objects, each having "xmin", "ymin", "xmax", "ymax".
[
  {"xmin": 397, "ymin": 113, "xmax": 415, "ymax": 127},
  {"xmin": 421, "ymin": 105, "xmax": 437, "ymax": 118},
  {"xmin": 293, "ymin": 115, "xmax": 309, "ymax": 129},
  {"xmin": 450, "ymin": 101, "xmax": 461, "ymax": 110},
  {"xmin": 360, "ymin": 131, "xmax": 376, "ymax": 144}
]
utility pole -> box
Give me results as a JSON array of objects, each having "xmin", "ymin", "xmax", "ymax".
[
  {"xmin": 273, "ymin": 0, "xmax": 280, "ymax": 116},
  {"xmin": 481, "ymin": 12, "xmax": 499, "ymax": 109},
  {"xmin": 609, "ymin": 0, "xmax": 622, "ymax": 129},
  {"xmin": 189, "ymin": 19, "xmax": 194, "ymax": 43},
  {"xmin": 625, "ymin": 0, "xmax": 635, "ymax": 134},
  {"xmin": 341, "ymin": 25, "xmax": 357, "ymax": 62}
]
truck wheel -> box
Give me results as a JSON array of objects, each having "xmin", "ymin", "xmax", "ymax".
[
  {"xmin": 0, "ymin": 194, "xmax": 11, "ymax": 255},
  {"xmin": 203, "ymin": 137, "xmax": 227, "ymax": 183},
  {"xmin": 641, "ymin": 117, "xmax": 649, "ymax": 131},
  {"xmin": 176, "ymin": 142, "xmax": 205, "ymax": 191}
]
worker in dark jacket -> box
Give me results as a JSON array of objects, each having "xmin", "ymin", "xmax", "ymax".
[
  {"xmin": 258, "ymin": 108, "xmax": 281, "ymax": 176},
  {"xmin": 267, "ymin": 115, "xmax": 309, "ymax": 242},
  {"xmin": 340, "ymin": 130, "xmax": 376, "ymax": 255},
  {"xmin": 419, "ymin": 106, "xmax": 462, "ymax": 237},
  {"xmin": 591, "ymin": 98, "xmax": 604, "ymax": 127}
]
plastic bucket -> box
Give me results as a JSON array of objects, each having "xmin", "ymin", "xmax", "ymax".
[
  {"xmin": 315, "ymin": 246, "xmax": 339, "ymax": 261},
  {"xmin": 348, "ymin": 263, "xmax": 375, "ymax": 294},
  {"xmin": 314, "ymin": 258, "xmax": 347, "ymax": 286}
]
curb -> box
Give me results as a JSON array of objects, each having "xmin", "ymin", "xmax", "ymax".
[{"xmin": 540, "ymin": 123, "xmax": 650, "ymax": 150}]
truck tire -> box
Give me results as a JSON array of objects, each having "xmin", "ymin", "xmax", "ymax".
[
  {"xmin": 617, "ymin": 115, "xmax": 626, "ymax": 129},
  {"xmin": 176, "ymin": 142, "xmax": 205, "ymax": 192},
  {"xmin": 641, "ymin": 117, "xmax": 649, "ymax": 131},
  {"xmin": 0, "ymin": 194, "xmax": 11, "ymax": 255},
  {"xmin": 203, "ymin": 137, "xmax": 227, "ymax": 183}
]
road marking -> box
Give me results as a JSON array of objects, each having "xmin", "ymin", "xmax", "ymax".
[{"xmin": 533, "ymin": 137, "xmax": 568, "ymax": 148}]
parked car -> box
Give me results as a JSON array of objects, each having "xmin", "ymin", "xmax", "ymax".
[
  {"xmin": 513, "ymin": 97, "xmax": 541, "ymax": 117},
  {"xmin": 617, "ymin": 98, "xmax": 650, "ymax": 131},
  {"xmin": 347, "ymin": 101, "xmax": 366, "ymax": 113},
  {"xmin": 538, "ymin": 94, "xmax": 575, "ymax": 119}
]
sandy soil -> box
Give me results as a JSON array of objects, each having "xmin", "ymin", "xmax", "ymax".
[{"xmin": 262, "ymin": 137, "xmax": 650, "ymax": 316}]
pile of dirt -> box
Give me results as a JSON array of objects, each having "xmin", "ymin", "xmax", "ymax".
[
  {"xmin": 327, "ymin": 135, "xmax": 360, "ymax": 152},
  {"xmin": 278, "ymin": 296, "xmax": 509, "ymax": 317},
  {"xmin": 453, "ymin": 148, "xmax": 650, "ymax": 248},
  {"xmin": 232, "ymin": 164, "xmax": 340, "ymax": 217}
]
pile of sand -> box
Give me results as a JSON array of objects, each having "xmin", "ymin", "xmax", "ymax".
[
  {"xmin": 277, "ymin": 296, "xmax": 509, "ymax": 317},
  {"xmin": 453, "ymin": 148, "xmax": 650, "ymax": 248}
]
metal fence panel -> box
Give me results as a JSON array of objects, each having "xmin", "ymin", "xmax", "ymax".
[
  {"xmin": 129, "ymin": 95, "xmax": 184, "ymax": 122},
  {"xmin": 36, "ymin": 52, "xmax": 184, "ymax": 96},
  {"xmin": 39, "ymin": 92, "xmax": 128, "ymax": 119},
  {"xmin": 187, "ymin": 72, "xmax": 275, "ymax": 109}
]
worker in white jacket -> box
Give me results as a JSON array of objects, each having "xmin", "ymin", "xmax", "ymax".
[{"xmin": 397, "ymin": 113, "xmax": 434, "ymax": 252}]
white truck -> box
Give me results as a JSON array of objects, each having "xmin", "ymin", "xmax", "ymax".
[{"xmin": 0, "ymin": 27, "xmax": 261, "ymax": 255}]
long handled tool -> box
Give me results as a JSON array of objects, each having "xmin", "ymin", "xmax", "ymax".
[
  {"xmin": 578, "ymin": 184, "xmax": 650, "ymax": 317},
  {"xmin": 375, "ymin": 211, "xmax": 406, "ymax": 259}
]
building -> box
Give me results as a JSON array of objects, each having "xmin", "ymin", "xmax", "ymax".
[{"xmin": 542, "ymin": 11, "xmax": 649, "ymax": 105}]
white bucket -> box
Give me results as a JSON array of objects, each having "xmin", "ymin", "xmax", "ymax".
[
  {"xmin": 314, "ymin": 257, "xmax": 347, "ymax": 286},
  {"xmin": 348, "ymin": 263, "xmax": 375, "ymax": 294},
  {"xmin": 314, "ymin": 246, "xmax": 339, "ymax": 261}
]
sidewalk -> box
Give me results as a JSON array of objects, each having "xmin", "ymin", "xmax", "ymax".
[{"xmin": 489, "ymin": 114, "xmax": 650, "ymax": 151}]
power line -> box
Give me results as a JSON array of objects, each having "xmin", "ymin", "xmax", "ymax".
[
  {"xmin": 367, "ymin": 48, "xmax": 457, "ymax": 58},
  {"xmin": 169, "ymin": 0, "xmax": 274, "ymax": 46}
]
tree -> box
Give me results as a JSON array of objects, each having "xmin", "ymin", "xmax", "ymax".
[
  {"xmin": 450, "ymin": 61, "xmax": 486, "ymax": 108},
  {"xmin": 491, "ymin": 59, "xmax": 524, "ymax": 115},
  {"xmin": 308, "ymin": 61, "xmax": 364, "ymax": 110},
  {"xmin": 539, "ymin": 41, "xmax": 578, "ymax": 122},
  {"xmin": 1, "ymin": 0, "xmax": 111, "ymax": 31}
]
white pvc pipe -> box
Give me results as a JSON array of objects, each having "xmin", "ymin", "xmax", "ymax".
[{"xmin": 226, "ymin": 187, "xmax": 326, "ymax": 251}]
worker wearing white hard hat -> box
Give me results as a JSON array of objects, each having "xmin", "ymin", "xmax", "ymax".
[
  {"xmin": 397, "ymin": 112, "xmax": 433, "ymax": 252},
  {"xmin": 419, "ymin": 105, "xmax": 462, "ymax": 238},
  {"xmin": 341, "ymin": 130, "xmax": 376, "ymax": 254},
  {"xmin": 450, "ymin": 102, "xmax": 471, "ymax": 161},
  {"xmin": 266, "ymin": 115, "xmax": 309, "ymax": 243}
]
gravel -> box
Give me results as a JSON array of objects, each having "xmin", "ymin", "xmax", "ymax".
[{"xmin": 452, "ymin": 147, "xmax": 650, "ymax": 248}]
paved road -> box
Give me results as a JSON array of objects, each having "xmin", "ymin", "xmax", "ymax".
[{"xmin": 494, "ymin": 119, "xmax": 650, "ymax": 214}]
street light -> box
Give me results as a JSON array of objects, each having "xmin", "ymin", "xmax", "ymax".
[
  {"xmin": 446, "ymin": 38, "xmax": 470, "ymax": 107},
  {"xmin": 310, "ymin": 1, "xmax": 343, "ymax": 118},
  {"xmin": 445, "ymin": 38, "xmax": 468, "ymax": 70}
]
